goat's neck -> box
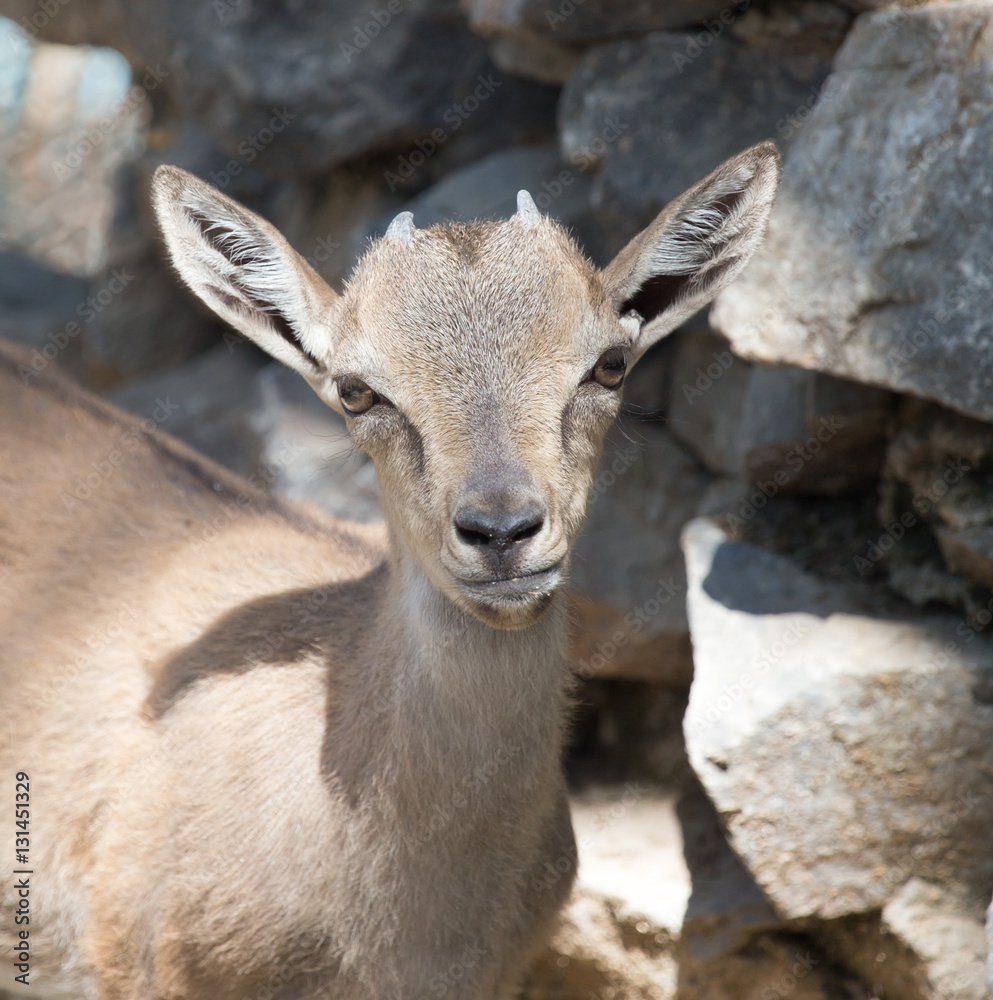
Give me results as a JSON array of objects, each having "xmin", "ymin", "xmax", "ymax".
[
  {"xmin": 390, "ymin": 550, "xmax": 569, "ymax": 744},
  {"xmin": 328, "ymin": 548, "xmax": 571, "ymax": 816}
]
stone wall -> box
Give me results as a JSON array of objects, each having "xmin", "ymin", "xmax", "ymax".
[{"xmin": 2, "ymin": 0, "xmax": 992, "ymax": 995}]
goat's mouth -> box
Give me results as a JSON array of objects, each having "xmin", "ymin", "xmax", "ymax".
[{"xmin": 458, "ymin": 564, "xmax": 563, "ymax": 602}]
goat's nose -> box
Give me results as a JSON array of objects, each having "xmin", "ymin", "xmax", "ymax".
[{"xmin": 454, "ymin": 502, "xmax": 545, "ymax": 552}]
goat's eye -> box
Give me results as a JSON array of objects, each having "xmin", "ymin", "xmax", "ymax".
[
  {"xmin": 588, "ymin": 348, "xmax": 627, "ymax": 389},
  {"xmin": 338, "ymin": 377, "xmax": 379, "ymax": 415}
]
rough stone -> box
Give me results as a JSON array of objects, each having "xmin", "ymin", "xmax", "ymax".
[
  {"xmin": 618, "ymin": 334, "xmax": 680, "ymax": 420},
  {"xmin": 881, "ymin": 879, "xmax": 990, "ymax": 1000},
  {"xmin": 107, "ymin": 342, "xmax": 268, "ymax": 478},
  {"xmin": 0, "ymin": 0, "xmax": 130, "ymax": 49},
  {"xmin": 523, "ymin": 783, "xmax": 863, "ymax": 1000},
  {"xmin": 352, "ymin": 144, "xmax": 596, "ymax": 257},
  {"xmin": 675, "ymin": 781, "xmax": 778, "ymax": 964},
  {"xmin": 523, "ymin": 889, "xmax": 679, "ymax": 1000},
  {"xmin": 0, "ymin": 19, "xmax": 147, "ymax": 276},
  {"xmin": 116, "ymin": 0, "xmax": 556, "ymax": 175},
  {"xmin": 463, "ymin": 0, "xmax": 737, "ymax": 46},
  {"xmin": 987, "ymin": 895, "xmax": 993, "ymax": 994},
  {"xmin": 570, "ymin": 421, "xmax": 711, "ymax": 687},
  {"xmin": 878, "ymin": 398, "xmax": 993, "ymax": 592},
  {"xmin": 815, "ymin": 881, "xmax": 991, "ymax": 1000},
  {"xmin": 250, "ymin": 362, "xmax": 382, "ymax": 524},
  {"xmin": 711, "ymin": 1, "xmax": 993, "ymax": 424},
  {"xmin": 83, "ymin": 246, "xmax": 227, "ymax": 383},
  {"xmin": 816, "ymin": 911, "xmax": 932, "ymax": 1000},
  {"xmin": 674, "ymin": 933, "xmax": 861, "ymax": 1000},
  {"xmin": 108, "ymin": 347, "xmax": 383, "ymax": 524},
  {"xmin": 0, "ymin": 251, "xmax": 90, "ymax": 380},
  {"xmin": 682, "ymin": 516, "xmax": 993, "ymax": 929},
  {"xmin": 487, "ymin": 34, "xmax": 580, "ymax": 86},
  {"xmin": 558, "ymin": 11, "xmax": 844, "ymax": 254},
  {"xmin": 669, "ymin": 328, "xmax": 893, "ymax": 494}
]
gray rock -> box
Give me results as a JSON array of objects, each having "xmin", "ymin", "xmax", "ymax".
[
  {"xmin": 0, "ymin": 0, "xmax": 130, "ymax": 48},
  {"xmin": 84, "ymin": 246, "xmax": 227, "ymax": 381},
  {"xmin": 569, "ymin": 421, "xmax": 711, "ymax": 687},
  {"xmin": 463, "ymin": 0, "xmax": 734, "ymax": 46},
  {"xmin": 675, "ymin": 780, "xmax": 779, "ymax": 963},
  {"xmin": 618, "ymin": 333, "xmax": 681, "ymax": 419},
  {"xmin": 523, "ymin": 784, "xmax": 857, "ymax": 1000},
  {"xmin": 524, "ymin": 888, "xmax": 680, "ymax": 1000},
  {"xmin": 108, "ymin": 346, "xmax": 383, "ymax": 523},
  {"xmin": 682, "ymin": 516, "xmax": 993, "ymax": 927},
  {"xmin": 117, "ymin": 0, "xmax": 555, "ymax": 175},
  {"xmin": 558, "ymin": 11, "xmax": 844, "ymax": 254},
  {"xmin": 881, "ymin": 879, "xmax": 990, "ymax": 1000},
  {"xmin": 487, "ymin": 34, "xmax": 580, "ymax": 86},
  {"xmin": 352, "ymin": 144, "xmax": 595, "ymax": 253},
  {"xmin": 0, "ymin": 21, "xmax": 147, "ymax": 277},
  {"xmin": 0, "ymin": 251, "xmax": 90, "ymax": 378},
  {"xmin": 250, "ymin": 363, "xmax": 382, "ymax": 524},
  {"xmin": 712, "ymin": 2, "xmax": 993, "ymax": 424},
  {"xmin": 669, "ymin": 328, "xmax": 894, "ymax": 494},
  {"xmin": 107, "ymin": 342, "xmax": 268, "ymax": 477},
  {"xmin": 878, "ymin": 398, "xmax": 993, "ymax": 591},
  {"xmin": 570, "ymin": 786, "xmax": 691, "ymax": 934},
  {"xmin": 987, "ymin": 895, "xmax": 993, "ymax": 994}
]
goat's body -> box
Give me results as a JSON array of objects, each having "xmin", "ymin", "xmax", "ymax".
[
  {"xmin": 0, "ymin": 345, "xmax": 575, "ymax": 999},
  {"xmin": 0, "ymin": 142, "xmax": 780, "ymax": 999}
]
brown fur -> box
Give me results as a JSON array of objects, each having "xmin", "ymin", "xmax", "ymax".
[{"xmin": 0, "ymin": 144, "xmax": 779, "ymax": 999}]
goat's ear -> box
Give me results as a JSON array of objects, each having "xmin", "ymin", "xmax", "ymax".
[
  {"xmin": 151, "ymin": 165, "xmax": 339, "ymax": 383},
  {"xmin": 601, "ymin": 142, "xmax": 781, "ymax": 360}
]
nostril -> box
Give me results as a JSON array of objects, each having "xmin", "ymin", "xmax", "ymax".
[
  {"xmin": 456, "ymin": 523, "xmax": 492, "ymax": 547},
  {"xmin": 454, "ymin": 505, "xmax": 545, "ymax": 551},
  {"xmin": 510, "ymin": 516, "xmax": 543, "ymax": 544}
]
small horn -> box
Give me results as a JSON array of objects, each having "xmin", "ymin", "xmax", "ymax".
[
  {"xmin": 516, "ymin": 190, "xmax": 540, "ymax": 227},
  {"xmin": 384, "ymin": 211, "xmax": 415, "ymax": 243}
]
